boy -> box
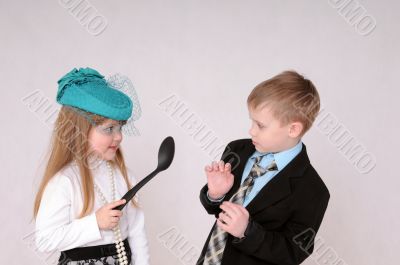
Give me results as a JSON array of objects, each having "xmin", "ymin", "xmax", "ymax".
[{"xmin": 197, "ymin": 71, "xmax": 330, "ymax": 265}]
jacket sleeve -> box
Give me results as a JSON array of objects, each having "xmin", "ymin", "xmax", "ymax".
[
  {"xmin": 199, "ymin": 184, "xmax": 225, "ymax": 218},
  {"xmin": 231, "ymin": 190, "xmax": 330, "ymax": 265},
  {"xmin": 35, "ymin": 174, "xmax": 102, "ymax": 252}
]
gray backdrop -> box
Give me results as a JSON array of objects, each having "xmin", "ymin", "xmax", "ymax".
[{"xmin": 1, "ymin": 0, "xmax": 399, "ymax": 264}]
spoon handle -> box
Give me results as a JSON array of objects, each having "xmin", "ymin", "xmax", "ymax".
[{"xmin": 113, "ymin": 169, "xmax": 159, "ymax": 211}]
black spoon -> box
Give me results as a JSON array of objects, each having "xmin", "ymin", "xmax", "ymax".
[{"xmin": 113, "ymin": 136, "xmax": 175, "ymax": 211}]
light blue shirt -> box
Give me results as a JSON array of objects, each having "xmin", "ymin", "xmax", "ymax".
[{"xmin": 241, "ymin": 141, "xmax": 303, "ymax": 207}]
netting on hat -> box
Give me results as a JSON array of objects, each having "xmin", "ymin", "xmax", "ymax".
[{"xmin": 107, "ymin": 74, "xmax": 142, "ymax": 136}]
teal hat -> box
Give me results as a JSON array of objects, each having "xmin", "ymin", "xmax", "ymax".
[{"xmin": 56, "ymin": 67, "xmax": 133, "ymax": 120}]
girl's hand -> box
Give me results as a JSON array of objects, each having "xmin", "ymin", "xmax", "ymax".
[
  {"xmin": 206, "ymin": 161, "xmax": 234, "ymax": 199},
  {"xmin": 95, "ymin": 199, "xmax": 126, "ymax": 230}
]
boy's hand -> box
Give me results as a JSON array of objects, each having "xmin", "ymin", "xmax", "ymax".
[
  {"xmin": 206, "ymin": 161, "xmax": 234, "ymax": 199},
  {"xmin": 217, "ymin": 201, "xmax": 249, "ymax": 238},
  {"xmin": 95, "ymin": 199, "xmax": 126, "ymax": 230}
]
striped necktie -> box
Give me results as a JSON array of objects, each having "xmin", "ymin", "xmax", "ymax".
[{"xmin": 202, "ymin": 156, "xmax": 278, "ymax": 265}]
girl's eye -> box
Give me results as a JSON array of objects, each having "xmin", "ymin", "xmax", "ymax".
[
  {"xmin": 103, "ymin": 124, "xmax": 123, "ymax": 134},
  {"xmin": 102, "ymin": 126, "xmax": 114, "ymax": 134}
]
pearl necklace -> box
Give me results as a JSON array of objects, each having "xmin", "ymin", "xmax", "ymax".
[{"xmin": 93, "ymin": 161, "xmax": 129, "ymax": 265}]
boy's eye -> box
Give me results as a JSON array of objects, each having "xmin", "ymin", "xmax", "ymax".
[{"xmin": 257, "ymin": 123, "xmax": 265, "ymax": 129}]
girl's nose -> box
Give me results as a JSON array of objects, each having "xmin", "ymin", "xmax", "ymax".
[{"xmin": 113, "ymin": 131, "xmax": 122, "ymax": 141}]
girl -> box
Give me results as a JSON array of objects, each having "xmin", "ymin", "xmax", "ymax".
[{"xmin": 33, "ymin": 67, "xmax": 149, "ymax": 265}]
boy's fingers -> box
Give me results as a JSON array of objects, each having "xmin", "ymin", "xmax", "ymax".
[
  {"xmin": 220, "ymin": 204, "xmax": 238, "ymax": 217},
  {"xmin": 212, "ymin": 161, "xmax": 219, "ymax": 171},
  {"xmin": 216, "ymin": 219, "xmax": 229, "ymax": 231},
  {"xmin": 218, "ymin": 160, "xmax": 225, "ymax": 172},
  {"xmin": 218, "ymin": 212, "xmax": 230, "ymax": 224},
  {"xmin": 221, "ymin": 202, "xmax": 241, "ymax": 216},
  {"xmin": 205, "ymin": 165, "xmax": 212, "ymax": 172},
  {"xmin": 225, "ymin": 163, "xmax": 231, "ymax": 172},
  {"xmin": 237, "ymin": 205, "xmax": 249, "ymax": 216},
  {"xmin": 219, "ymin": 209, "xmax": 233, "ymax": 221}
]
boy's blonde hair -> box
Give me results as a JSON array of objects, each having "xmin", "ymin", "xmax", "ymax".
[
  {"xmin": 33, "ymin": 106, "xmax": 136, "ymax": 220},
  {"xmin": 247, "ymin": 70, "xmax": 320, "ymax": 136}
]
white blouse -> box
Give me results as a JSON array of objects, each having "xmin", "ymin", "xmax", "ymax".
[{"xmin": 35, "ymin": 159, "xmax": 150, "ymax": 265}]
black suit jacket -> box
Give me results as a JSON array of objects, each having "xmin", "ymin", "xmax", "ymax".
[{"xmin": 197, "ymin": 139, "xmax": 330, "ymax": 265}]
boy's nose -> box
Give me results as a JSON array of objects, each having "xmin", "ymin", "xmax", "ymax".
[
  {"xmin": 249, "ymin": 123, "xmax": 258, "ymax": 137},
  {"xmin": 249, "ymin": 127, "xmax": 256, "ymax": 137}
]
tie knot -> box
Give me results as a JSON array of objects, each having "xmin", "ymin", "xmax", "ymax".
[
  {"xmin": 254, "ymin": 155, "xmax": 264, "ymax": 164},
  {"xmin": 250, "ymin": 156, "xmax": 278, "ymax": 178},
  {"xmin": 266, "ymin": 160, "xmax": 278, "ymax": 171}
]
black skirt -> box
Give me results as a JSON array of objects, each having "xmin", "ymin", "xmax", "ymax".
[{"xmin": 58, "ymin": 238, "xmax": 132, "ymax": 265}]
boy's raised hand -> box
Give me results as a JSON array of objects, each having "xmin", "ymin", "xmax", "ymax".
[{"xmin": 205, "ymin": 160, "xmax": 234, "ymax": 200}]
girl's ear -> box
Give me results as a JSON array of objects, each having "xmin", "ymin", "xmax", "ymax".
[{"xmin": 288, "ymin": 122, "xmax": 303, "ymax": 138}]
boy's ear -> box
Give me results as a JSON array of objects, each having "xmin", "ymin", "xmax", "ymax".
[{"xmin": 288, "ymin": 122, "xmax": 303, "ymax": 138}]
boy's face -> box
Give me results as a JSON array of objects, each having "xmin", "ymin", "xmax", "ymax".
[
  {"xmin": 88, "ymin": 119, "xmax": 123, "ymax": 161},
  {"xmin": 248, "ymin": 105, "xmax": 301, "ymax": 153}
]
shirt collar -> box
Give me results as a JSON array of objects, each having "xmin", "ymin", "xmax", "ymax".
[
  {"xmin": 251, "ymin": 140, "xmax": 303, "ymax": 170},
  {"xmin": 72, "ymin": 154, "xmax": 109, "ymax": 171}
]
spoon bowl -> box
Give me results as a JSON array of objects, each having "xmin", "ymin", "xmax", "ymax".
[{"xmin": 113, "ymin": 136, "xmax": 175, "ymax": 210}]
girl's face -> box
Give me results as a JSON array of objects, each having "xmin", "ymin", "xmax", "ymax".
[{"xmin": 88, "ymin": 119, "xmax": 123, "ymax": 161}]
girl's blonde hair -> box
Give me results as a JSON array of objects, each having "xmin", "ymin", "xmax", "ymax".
[{"xmin": 33, "ymin": 106, "xmax": 136, "ymax": 220}]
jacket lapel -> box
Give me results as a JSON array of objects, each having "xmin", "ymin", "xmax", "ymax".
[
  {"xmin": 223, "ymin": 140, "xmax": 256, "ymax": 200},
  {"xmin": 245, "ymin": 143, "xmax": 311, "ymax": 215}
]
